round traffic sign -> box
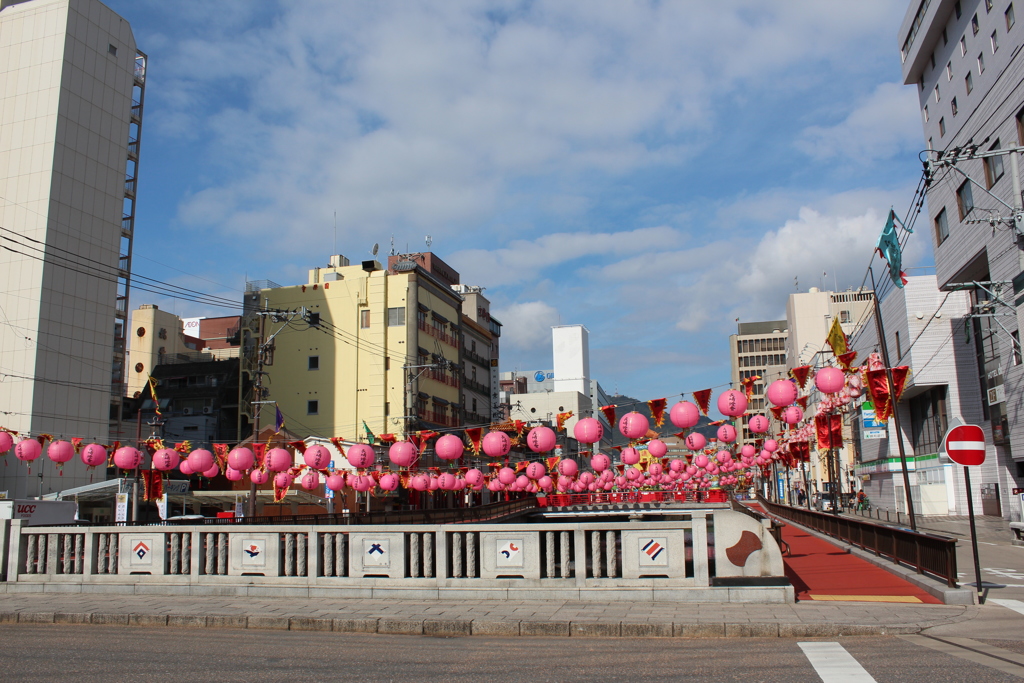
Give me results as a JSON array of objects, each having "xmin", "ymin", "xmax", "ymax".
[{"xmin": 943, "ymin": 424, "xmax": 986, "ymax": 466}]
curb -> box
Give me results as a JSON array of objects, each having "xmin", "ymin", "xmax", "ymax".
[{"xmin": 0, "ymin": 611, "xmax": 923, "ymax": 638}]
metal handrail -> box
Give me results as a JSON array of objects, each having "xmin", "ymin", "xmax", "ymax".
[{"xmin": 756, "ymin": 494, "xmax": 958, "ymax": 587}]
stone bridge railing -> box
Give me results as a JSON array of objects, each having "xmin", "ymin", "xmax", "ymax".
[{"xmin": 0, "ymin": 508, "xmax": 789, "ymax": 602}]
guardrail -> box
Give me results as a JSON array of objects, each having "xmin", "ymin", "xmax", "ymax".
[
  {"xmin": 756, "ymin": 494, "xmax": 958, "ymax": 587},
  {"xmin": 540, "ymin": 490, "xmax": 728, "ymax": 507}
]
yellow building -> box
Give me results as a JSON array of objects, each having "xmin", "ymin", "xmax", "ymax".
[{"xmin": 257, "ymin": 254, "xmax": 463, "ymax": 441}]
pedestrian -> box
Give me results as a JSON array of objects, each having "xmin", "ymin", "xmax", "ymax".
[
  {"xmin": 856, "ymin": 490, "xmax": 867, "ymax": 511},
  {"xmin": 797, "ymin": 489, "xmax": 806, "ymax": 506}
]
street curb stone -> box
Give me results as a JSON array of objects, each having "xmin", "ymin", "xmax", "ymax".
[
  {"xmin": 675, "ymin": 622, "xmax": 726, "ymax": 638},
  {"xmin": 91, "ymin": 613, "xmax": 129, "ymax": 626},
  {"xmin": 54, "ymin": 612, "xmax": 91, "ymax": 624},
  {"xmin": 424, "ymin": 619, "xmax": 472, "ymax": 636},
  {"xmin": 19, "ymin": 612, "xmax": 54, "ymax": 624},
  {"xmin": 471, "ymin": 619, "xmax": 520, "ymax": 636},
  {"xmin": 520, "ymin": 620, "xmax": 570, "ymax": 637},
  {"xmin": 726, "ymin": 623, "xmax": 779, "ymax": 638},
  {"xmin": 570, "ymin": 622, "xmax": 620, "ymax": 637},
  {"xmin": 207, "ymin": 616, "xmax": 247, "ymax": 629},
  {"xmin": 168, "ymin": 615, "xmax": 206, "ymax": 628},
  {"xmin": 129, "ymin": 614, "xmax": 168, "ymax": 627},
  {"xmin": 333, "ymin": 618, "xmax": 378, "ymax": 633},
  {"xmin": 378, "ymin": 619, "xmax": 423, "ymax": 635},
  {"xmin": 247, "ymin": 616, "xmax": 289, "ymax": 630},
  {"xmin": 289, "ymin": 617, "xmax": 332, "ymax": 632},
  {"xmin": 621, "ymin": 622, "xmax": 673, "ymax": 638}
]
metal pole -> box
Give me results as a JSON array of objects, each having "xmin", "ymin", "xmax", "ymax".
[
  {"xmin": 828, "ymin": 411, "xmax": 839, "ymax": 515},
  {"xmin": 247, "ymin": 310, "xmax": 266, "ymax": 518},
  {"xmin": 869, "ymin": 267, "xmax": 917, "ymax": 531},
  {"xmin": 964, "ymin": 465, "xmax": 985, "ymax": 603}
]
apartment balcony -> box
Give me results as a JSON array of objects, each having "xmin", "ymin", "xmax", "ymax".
[
  {"xmin": 424, "ymin": 410, "xmax": 458, "ymax": 428},
  {"xmin": 417, "ymin": 320, "xmax": 459, "ymax": 349},
  {"xmin": 130, "ymin": 100, "xmax": 142, "ymax": 123},
  {"xmin": 127, "ymin": 137, "xmax": 139, "ymax": 160},
  {"xmin": 463, "ymin": 377, "xmax": 490, "ymax": 396},
  {"xmin": 124, "ymin": 178, "xmax": 136, "ymax": 197},
  {"xmin": 463, "ymin": 347, "xmax": 489, "ymax": 368}
]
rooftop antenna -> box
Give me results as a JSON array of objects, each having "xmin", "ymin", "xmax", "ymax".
[
  {"xmin": 794, "ymin": 276, "xmax": 799, "ymax": 291},
  {"xmin": 371, "ymin": 243, "xmax": 379, "ymax": 258},
  {"xmin": 425, "ymin": 235, "xmax": 432, "ymax": 249},
  {"xmin": 390, "ymin": 235, "xmax": 395, "ymax": 256}
]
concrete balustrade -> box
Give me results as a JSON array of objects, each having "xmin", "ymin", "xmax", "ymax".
[{"xmin": 0, "ymin": 508, "xmax": 790, "ymax": 602}]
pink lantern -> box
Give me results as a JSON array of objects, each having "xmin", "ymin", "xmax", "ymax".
[
  {"xmin": 684, "ymin": 432, "xmax": 707, "ymax": 451},
  {"xmin": 81, "ymin": 443, "xmax": 107, "ymax": 468},
  {"xmin": 389, "ymin": 441, "xmax": 417, "ymax": 467},
  {"xmin": 326, "ymin": 473, "xmax": 345, "ymax": 491},
  {"xmin": 557, "ymin": 459, "xmax": 579, "ymax": 477},
  {"xmin": 717, "ymin": 390, "xmax": 747, "ymax": 417},
  {"xmin": 152, "ymin": 448, "xmax": 180, "ymax": 471},
  {"xmin": 740, "ymin": 444, "xmax": 756, "ymax": 458},
  {"xmin": 227, "ymin": 447, "xmax": 255, "ymax": 471},
  {"xmin": 526, "ymin": 462, "xmax": 546, "ymax": 480},
  {"xmin": 515, "ymin": 475, "xmax": 530, "ymax": 489},
  {"xmin": 411, "ymin": 474, "xmax": 429, "ymax": 491},
  {"xmin": 435, "ymin": 434, "xmax": 464, "ymax": 461},
  {"xmin": 250, "ymin": 469, "xmax": 269, "ymax": 485},
  {"xmin": 619, "ymin": 412, "xmax": 649, "ymax": 439},
  {"xmin": 225, "ymin": 467, "xmax": 243, "ymax": 482},
  {"xmin": 482, "ymin": 431, "xmax": 511, "ymax": 457},
  {"xmin": 379, "ymin": 473, "xmax": 399, "ymax": 491},
  {"xmin": 526, "ymin": 426, "xmax": 556, "ymax": 453},
  {"xmin": 590, "ymin": 453, "xmax": 610, "ymax": 472},
  {"xmin": 202, "ymin": 463, "xmax": 220, "ymax": 479},
  {"xmin": 647, "ymin": 439, "xmax": 667, "ymax": 458},
  {"xmin": 694, "ymin": 454, "xmax": 710, "ymax": 469},
  {"xmin": 579, "ymin": 471, "xmax": 595, "ymax": 485},
  {"xmin": 265, "ymin": 448, "xmax": 292, "ymax": 472},
  {"xmin": 670, "ymin": 401, "xmax": 700, "ymax": 429},
  {"xmin": 766, "ymin": 379, "xmax": 798, "ymax": 407},
  {"xmin": 621, "ymin": 447, "xmax": 641, "ymax": 465},
  {"xmin": 715, "ymin": 450, "xmax": 732, "ymax": 464},
  {"xmin": 301, "ymin": 471, "xmax": 320, "ymax": 490},
  {"xmin": 304, "ymin": 444, "xmax": 331, "ymax": 470},
  {"xmin": 179, "ymin": 459, "xmax": 195, "ymax": 476},
  {"xmin": 748, "ymin": 415, "xmax": 770, "ymax": 434},
  {"xmin": 814, "ymin": 367, "xmax": 845, "ymax": 394},
  {"xmin": 781, "ymin": 406, "xmax": 804, "ymax": 425},
  {"xmin": 353, "ymin": 475, "xmax": 374, "ymax": 492},
  {"xmin": 497, "ymin": 467, "xmax": 516, "ymax": 485},
  {"xmin": 273, "ymin": 472, "xmax": 294, "ymax": 489},
  {"xmin": 487, "ymin": 479, "xmax": 504, "ymax": 492},
  {"xmin": 716, "ymin": 424, "xmax": 737, "ymax": 443},
  {"xmin": 0, "ymin": 431, "xmax": 12, "ymax": 454},
  {"xmin": 764, "ymin": 439, "xmax": 779, "ymax": 452},
  {"xmin": 538, "ymin": 475, "xmax": 553, "ymax": 490},
  {"xmin": 47, "ymin": 440, "xmax": 74, "ymax": 465},
  {"xmin": 649, "ymin": 462, "xmax": 663, "ymax": 476},
  {"xmin": 465, "ymin": 468, "xmax": 484, "ymax": 486},
  {"xmin": 669, "ymin": 459, "xmax": 685, "ymax": 473},
  {"xmin": 14, "ymin": 439, "xmax": 41, "ymax": 463},
  {"xmin": 438, "ymin": 473, "xmax": 456, "ymax": 490},
  {"xmin": 346, "ymin": 443, "xmax": 375, "ymax": 469},
  {"xmin": 626, "ymin": 467, "xmax": 641, "ymax": 481},
  {"xmin": 113, "ymin": 446, "xmax": 142, "ymax": 470},
  {"xmin": 187, "ymin": 449, "xmax": 214, "ymax": 474},
  {"xmin": 573, "ymin": 417, "xmax": 604, "ymax": 444}
]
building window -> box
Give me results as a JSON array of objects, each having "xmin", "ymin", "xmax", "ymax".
[
  {"xmin": 972, "ymin": 13, "xmax": 980, "ymax": 35},
  {"xmin": 934, "ymin": 84, "xmax": 941, "ymax": 102},
  {"xmin": 979, "ymin": 52, "xmax": 985, "ymax": 73},
  {"xmin": 308, "ymin": 355, "xmax": 319, "ymax": 370},
  {"xmin": 991, "ymin": 29, "xmax": 999, "ymax": 52},
  {"xmin": 360, "ymin": 310, "xmax": 370, "ymax": 328},
  {"xmin": 951, "ymin": 97, "xmax": 958, "ymax": 116},
  {"xmin": 965, "ymin": 70, "xmax": 974, "ymax": 93},
  {"xmin": 1008, "ymin": 3, "xmax": 1016, "ymax": 30},
  {"xmin": 895, "ymin": 331, "xmax": 902, "ymax": 360},
  {"xmin": 956, "ymin": 180, "xmax": 974, "ymax": 219},
  {"xmin": 840, "ymin": 310, "xmax": 851, "ymax": 323},
  {"xmin": 924, "ymin": 105, "xmax": 930, "ymax": 122},
  {"xmin": 385, "ymin": 356, "xmax": 390, "ymax": 371},
  {"xmin": 1013, "ymin": 330, "xmax": 1022, "ymax": 365},
  {"xmin": 387, "ymin": 307, "xmax": 405, "ymax": 326},
  {"xmin": 935, "ymin": 207, "xmax": 950, "ymax": 244},
  {"xmin": 307, "ymin": 400, "xmax": 319, "ymax": 415},
  {"xmin": 956, "ymin": 1, "xmax": 962, "ymax": 19},
  {"xmin": 946, "ymin": 61, "xmax": 953, "ymax": 79},
  {"xmin": 1017, "ymin": 106, "xmax": 1024, "ymax": 144},
  {"xmin": 960, "ymin": 35, "xmax": 967, "ymax": 56},
  {"xmin": 986, "ymin": 0, "xmax": 993, "ymax": 12},
  {"xmin": 939, "ymin": 116, "xmax": 946, "ymax": 136},
  {"xmin": 985, "ymin": 141, "xmax": 1004, "ymax": 187},
  {"xmin": 910, "ymin": 386, "xmax": 948, "ymax": 455}
]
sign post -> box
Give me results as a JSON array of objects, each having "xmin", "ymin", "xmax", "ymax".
[{"xmin": 944, "ymin": 424, "xmax": 987, "ymax": 603}]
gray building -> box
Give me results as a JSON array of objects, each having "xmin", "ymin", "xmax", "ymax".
[{"xmin": 899, "ymin": 0, "xmax": 1024, "ymax": 517}]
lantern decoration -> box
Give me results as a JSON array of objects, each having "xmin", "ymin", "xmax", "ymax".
[
  {"xmin": 298, "ymin": 471, "xmax": 319, "ymax": 491},
  {"xmin": 482, "ymin": 430, "xmax": 511, "ymax": 457},
  {"xmin": 717, "ymin": 389, "xmax": 747, "ymax": 417},
  {"xmin": 14, "ymin": 439, "xmax": 41, "ymax": 463},
  {"xmin": 0, "ymin": 431, "xmax": 12, "ymax": 454},
  {"xmin": 748, "ymin": 415, "xmax": 770, "ymax": 434},
  {"xmin": 303, "ymin": 444, "xmax": 331, "ymax": 470},
  {"xmin": 435, "ymin": 434, "xmax": 464, "ymax": 461},
  {"xmin": 202, "ymin": 463, "xmax": 221, "ymax": 479},
  {"xmin": 389, "ymin": 441, "xmax": 417, "ymax": 467},
  {"xmin": 187, "ymin": 449, "xmax": 214, "ymax": 474},
  {"xmin": 766, "ymin": 379, "xmax": 798, "ymax": 407},
  {"xmin": 112, "ymin": 446, "xmax": 142, "ymax": 470},
  {"xmin": 526, "ymin": 462, "xmax": 546, "ymax": 480},
  {"xmin": 273, "ymin": 472, "xmax": 294, "ymax": 489},
  {"xmin": 410, "ymin": 474, "xmax": 429, "ymax": 491},
  {"xmin": 326, "ymin": 473, "xmax": 345, "ymax": 491},
  {"xmin": 81, "ymin": 443, "xmax": 107, "ymax": 468},
  {"xmin": 814, "ymin": 366, "xmax": 845, "ymax": 394},
  {"xmin": 645, "ymin": 439, "xmax": 666, "ymax": 458},
  {"xmin": 618, "ymin": 412, "xmax": 649, "ymax": 439},
  {"xmin": 352, "ymin": 474, "xmax": 374, "ymax": 492},
  {"xmin": 152, "ymin": 448, "xmax": 181, "ymax": 471},
  {"xmin": 497, "ymin": 467, "xmax": 516, "ymax": 485},
  {"xmin": 225, "ymin": 467, "xmax": 244, "ymax": 482},
  {"xmin": 670, "ymin": 401, "xmax": 700, "ymax": 429},
  {"xmin": 46, "ymin": 440, "xmax": 74, "ymax": 465},
  {"xmin": 227, "ymin": 447, "xmax": 255, "ymax": 471},
  {"xmin": 740, "ymin": 444, "xmax": 756, "ymax": 458},
  {"xmin": 179, "ymin": 459, "xmax": 195, "ymax": 476},
  {"xmin": 379, "ymin": 473, "xmax": 399, "ymax": 491},
  {"xmin": 250, "ymin": 469, "xmax": 269, "ymax": 485},
  {"xmin": 526, "ymin": 426, "xmax": 556, "ymax": 453},
  {"xmin": 346, "ymin": 443, "xmax": 375, "ymax": 469},
  {"xmin": 763, "ymin": 439, "xmax": 779, "ymax": 453},
  {"xmin": 621, "ymin": 447, "xmax": 641, "ymax": 465},
  {"xmin": 573, "ymin": 417, "xmax": 604, "ymax": 444},
  {"xmin": 438, "ymin": 472, "xmax": 456, "ymax": 490},
  {"xmin": 781, "ymin": 406, "xmax": 804, "ymax": 425},
  {"xmin": 465, "ymin": 468, "xmax": 484, "ymax": 486},
  {"xmin": 265, "ymin": 447, "xmax": 292, "ymax": 472},
  {"xmin": 716, "ymin": 424, "xmax": 737, "ymax": 443},
  {"xmin": 684, "ymin": 432, "xmax": 706, "ymax": 451},
  {"xmin": 590, "ymin": 453, "xmax": 610, "ymax": 472},
  {"xmin": 557, "ymin": 459, "xmax": 578, "ymax": 477}
]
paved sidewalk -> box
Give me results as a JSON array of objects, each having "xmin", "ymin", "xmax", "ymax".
[{"xmin": 0, "ymin": 592, "xmax": 979, "ymax": 638}]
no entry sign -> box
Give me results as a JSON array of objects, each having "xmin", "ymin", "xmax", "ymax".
[{"xmin": 943, "ymin": 424, "xmax": 986, "ymax": 467}]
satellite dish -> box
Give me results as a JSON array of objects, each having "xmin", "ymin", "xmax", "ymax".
[{"xmin": 371, "ymin": 243, "xmax": 379, "ymax": 256}]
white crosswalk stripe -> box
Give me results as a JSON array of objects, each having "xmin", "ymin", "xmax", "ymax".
[
  {"xmin": 990, "ymin": 598, "xmax": 1024, "ymax": 616},
  {"xmin": 798, "ymin": 642, "xmax": 878, "ymax": 682}
]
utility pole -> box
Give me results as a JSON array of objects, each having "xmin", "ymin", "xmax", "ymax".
[{"xmin": 246, "ymin": 308, "xmax": 266, "ymax": 518}]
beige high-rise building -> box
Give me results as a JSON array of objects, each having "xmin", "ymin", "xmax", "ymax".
[
  {"xmin": 0, "ymin": 0, "xmax": 144, "ymax": 497},
  {"xmin": 729, "ymin": 320, "xmax": 788, "ymax": 444}
]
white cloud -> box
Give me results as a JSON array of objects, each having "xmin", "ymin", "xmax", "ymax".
[{"xmin": 491, "ymin": 300, "xmax": 561, "ymax": 353}]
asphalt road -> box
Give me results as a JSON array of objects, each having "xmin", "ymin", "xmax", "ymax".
[{"xmin": 4, "ymin": 625, "xmax": 1024, "ymax": 682}]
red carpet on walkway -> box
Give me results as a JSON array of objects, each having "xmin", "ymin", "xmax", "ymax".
[{"xmin": 749, "ymin": 504, "xmax": 941, "ymax": 604}]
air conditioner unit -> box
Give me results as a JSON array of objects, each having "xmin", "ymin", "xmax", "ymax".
[
  {"xmin": 182, "ymin": 407, "xmax": 193, "ymax": 416},
  {"xmin": 202, "ymin": 406, "xmax": 213, "ymax": 415}
]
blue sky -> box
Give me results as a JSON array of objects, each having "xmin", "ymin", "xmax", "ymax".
[{"xmin": 107, "ymin": 0, "xmax": 930, "ymax": 402}]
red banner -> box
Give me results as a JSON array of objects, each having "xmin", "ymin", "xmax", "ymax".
[
  {"xmin": 647, "ymin": 398, "xmax": 667, "ymax": 427},
  {"xmin": 692, "ymin": 389, "xmax": 712, "ymax": 415},
  {"xmin": 599, "ymin": 405, "xmax": 617, "ymax": 426},
  {"xmin": 789, "ymin": 365, "xmax": 812, "ymax": 389},
  {"xmin": 464, "ymin": 427, "xmax": 483, "ymax": 456},
  {"xmin": 814, "ymin": 414, "xmax": 843, "ymax": 450}
]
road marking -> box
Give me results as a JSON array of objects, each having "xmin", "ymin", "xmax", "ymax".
[
  {"xmin": 990, "ymin": 599, "xmax": 1024, "ymax": 616},
  {"xmin": 903, "ymin": 635, "xmax": 1024, "ymax": 678},
  {"xmin": 798, "ymin": 642, "xmax": 877, "ymax": 682}
]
